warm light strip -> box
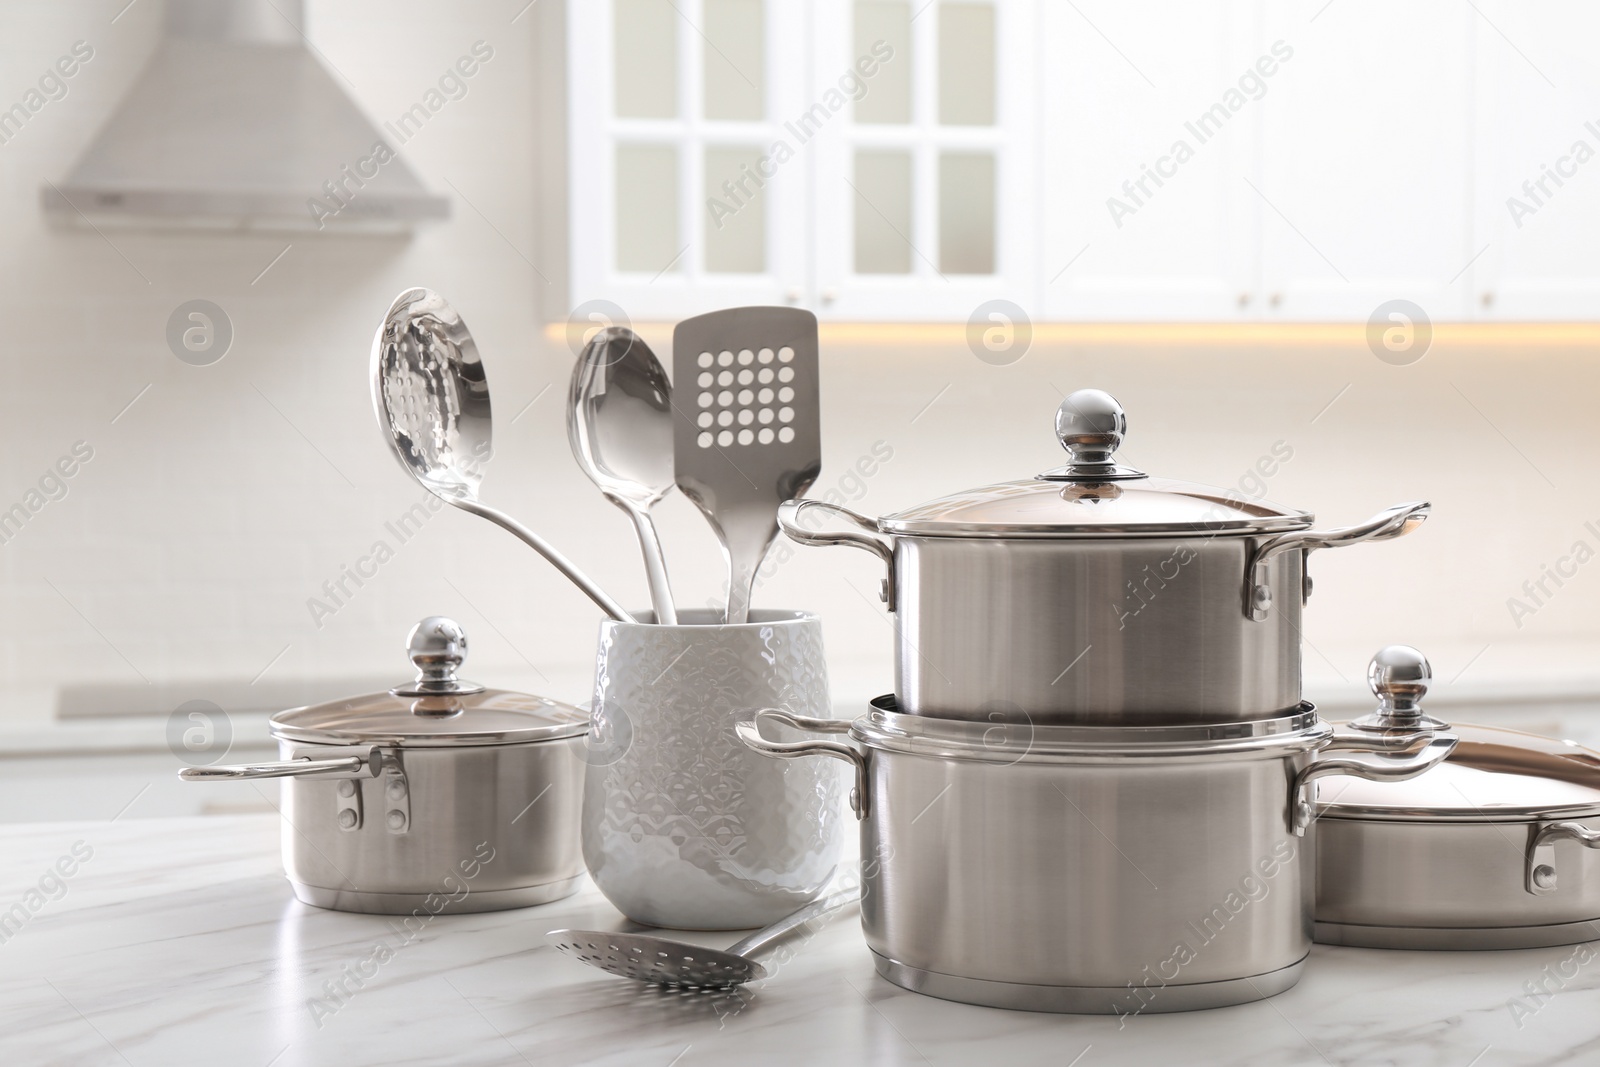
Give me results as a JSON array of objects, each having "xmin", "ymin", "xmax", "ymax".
[{"xmin": 544, "ymin": 322, "xmax": 1600, "ymax": 346}]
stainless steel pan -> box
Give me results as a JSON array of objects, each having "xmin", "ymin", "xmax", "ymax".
[
  {"xmin": 1315, "ymin": 646, "xmax": 1600, "ymax": 949},
  {"xmin": 738, "ymin": 661, "xmax": 1455, "ymax": 1014},
  {"xmin": 779, "ymin": 390, "xmax": 1428, "ymax": 725},
  {"xmin": 181, "ymin": 618, "xmax": 588, "ymax": 914}
]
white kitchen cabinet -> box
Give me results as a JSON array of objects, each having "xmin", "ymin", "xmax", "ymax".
[
  {"xmin": 1037, "ymin": 0, "xmax": 1259, "ymax": 321},
  {"xmin": 1253, "ymin": 0, "xmax": 1479, "ymax": 322},
  {"xmin": 567, "ymin": 0, "xmax": 1597, "ymax": 322},
  {"xmin": 568, "ymin": 0, "xmax": 1034, "ymax": 323},
  {"xmin": 567, "ymin": 0, "xmax": 813, "ymax": 321},
  {"xmin": 807, "ymin": 0, "xmax": 1037, "ymax": 322},
  {"xmin": 1470, "ymin": 0, "xmax": 1600, "ymax": 320}
]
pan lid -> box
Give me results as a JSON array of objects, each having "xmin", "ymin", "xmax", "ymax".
[
  {"xmin": 877, "ymin": 390, "xmax": 1313, "ymax": 538},
  {"xmin": 1317, "ymin": 647, "xmax": 1600, "ymax": 823},
  {"xmin": 270, "ymin": 617, "xmax": 588, "ymax": 747}
]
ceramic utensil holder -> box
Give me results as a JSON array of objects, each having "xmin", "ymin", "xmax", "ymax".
[{"xmin": 581, "ymin": 609, "xmax": 845, "ymax": 929}]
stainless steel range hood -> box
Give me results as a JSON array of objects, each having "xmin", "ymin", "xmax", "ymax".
[{"xmin": 42, "ymin": 0, "xmax": 449, "ymax": 233}]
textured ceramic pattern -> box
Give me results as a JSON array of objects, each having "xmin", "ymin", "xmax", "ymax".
[{"xmin": 582, "ymin": 610, "xmax": 844, "ymax": 929}]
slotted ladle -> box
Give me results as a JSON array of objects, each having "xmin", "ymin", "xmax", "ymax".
[
  {"xmin": 371, "ymin": 288, "xmax": 633, "ymax": 622},
  {"xmin": 547, "ymin": 889, "xmax": 858, "ymax": 989}
]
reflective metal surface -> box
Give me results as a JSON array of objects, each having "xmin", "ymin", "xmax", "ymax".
[
  {"xmin": 1347, "ymin": 644, "xmax": 1450, "ymax": 733},
  {"xmin": 1314, "ymin": 647, "xmax": 1600, "ymax": 949},
  {"xmin": 1036, "ymin": 387, "xmax": 1146, "ymax": 481},
  {"xmin": 546, "ymin": 889, "xmax": 858, "ymax": 989},
  {"xmin": 881, "ymin": 391, "xmax": 1310, "ymax": 536},
  {"xmin": 179, "ymin": 748, "xmax": 379, "ymax": 781},
  {"xmin": 269, "ymin": 617, "xmax": 587, "ymax": 747},
  {"xmin": 776, "ymin": 390, "xmax": 1431, "ymax": 724},
  {"xmin": 277, "ymin": 736, "xmax": 587, "ymax": 914},
  {"xmin": 873, "ymin": 953, "xmax": 1307, "ymax": 1015},
  {"xmin": 882, "ymin": 479, "xmax": 1311, "ymax": 538},
  {"xmin": 390, "ymin": 616, "xmax": 485, "ymax": 696},
  {"xmin": 740, "ymin": 689, "xmax": 1452, "ymax": 1014},
  {"xmin": 892, "ymin": 533, "xmax": 1304, "ymax": 723},
  {"xmin": 672, "ymin": 307, "xmax": 821, "ymax": 624},
  {"xmin": 180, "ymin": 619, "xmax": 588, "ymax": 913},
  {"xmin": 569, "ymin": 327, "xmax": 679, "ymax": 624},
  {"xmin": 271, "ymin": 689, "xmax": 587, "ymax": 748},
  {"xmin": 1246, "ymin": 502, "xmax": 1430, "ymax": 621},
  {"xmin": 1319, "ymin": 725, "xmax": 1600, "ymax": 820},
  {"xmin": 372, "ymin": 288, "xmax": 633, "ymax": 622}
]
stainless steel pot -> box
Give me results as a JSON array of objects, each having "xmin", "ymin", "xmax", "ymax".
[
  {"xmin": 180, "ymin": 617, "xmax": 588, "ymax": 914},
  {"xmin": 778, "ymin": 389, "xmax": 1429, "ymax": 724},
  {"xmin": 1315, "ymin": 646, "xmax": 1600, "ymax": 950},
  {"xmin": 737, "ymin": 669, "xmax": 1456, "ymax": 1015}
]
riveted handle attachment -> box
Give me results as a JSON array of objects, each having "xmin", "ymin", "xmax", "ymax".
[
  {"xmin": 1247, "ymin": 501, "xmax": 1430, "ymax": 620},
  {"xmin": 736, "ymin": 708, "xmax": 868, "ymax": 819},
  {"xmin": 1525, "ymin": 821, "xmax": 1600, "ymax": 895},
  {"xmin": 1289, "ymin": 732, "xmax": 1457, "ymax": 836},
  {"xmin": 777, "ymin": 499, "xmax": 896, "ymax": 609}
]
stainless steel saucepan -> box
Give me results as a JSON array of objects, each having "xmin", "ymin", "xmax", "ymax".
[
  {"xmin": 737, "ymin": 651, "xmax": 1457, "ymax": 1015},
  {"xmin": 181, "ymin": 617, "xmax": 588, "ymax": 914},
  {"xmin": 779, "ymin": 389, "xmax": 1429, "ymax": 725},
  {"xmin": 1315, "ymin": 645, "xmax": 1600, "ymax": 950}
]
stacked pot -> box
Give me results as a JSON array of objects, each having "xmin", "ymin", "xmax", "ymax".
[{"xmin": 741, "ymin": 389, "xmax": 1458, "ymax": 1015}]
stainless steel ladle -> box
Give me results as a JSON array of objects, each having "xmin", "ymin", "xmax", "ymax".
[{"xmin": 371, "ymin": 288, "xmax": 633, "ymax": 622}]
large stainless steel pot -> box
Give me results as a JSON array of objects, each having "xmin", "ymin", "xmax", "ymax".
[
  {"xmin": 180, "ymin": 617, "xmax": 588, "ymax": 914},
  {"xmin": 778, "ymin": 389, "xmax": 1429, "ymax": 724},
  {"xmin": 737, "ymin": 665, "xmax": 1456, "ymax": 1015},
  {"xmin": 1315, "ymin": 646, "xmax": 1600, "ymax": 950}
]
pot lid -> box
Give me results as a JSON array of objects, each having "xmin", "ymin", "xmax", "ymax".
[
  {"xmin": 877, "ymin": 390, "xmax": 1313, "ymax": 538},
  {"xmin": 270, "ymin": 617, "xmax": 588, "ymax": 747},
  {"xmin": 1317, "ymin": 646, "xmax": 1600, "ymax": 822}
]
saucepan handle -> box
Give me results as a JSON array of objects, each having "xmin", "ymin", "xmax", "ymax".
[
  {"xmin": 179, "ymin": 746, "xmax": 383, "ymax": 782},
  {"xmin": 736, "ymin": 708, "xmax": 869, "ymax": 819},
  {"xmin": 1525, "ymin": 821, "xmax": 1600, "ymax": 896},
  {"xmin": 777, "ymin": 500, "xmax": 896, "ymax": 610},
  {"xmin": 1288, "ymin": 731, "xmax": 1457, "ymax": 836},
  {"xmin": 1246, "ymin": 501, "xmax": 1431, "ymax": 621}
]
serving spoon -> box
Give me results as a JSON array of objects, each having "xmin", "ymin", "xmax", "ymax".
[
  {"xmin": 569, "ymin": 327, "xmax": 678, "ymax": 624},
  {"xmin": 371, "ymin": 288, "xmax": 633, "ymax": 623}
]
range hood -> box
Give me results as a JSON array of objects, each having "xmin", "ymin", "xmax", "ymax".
[{"xmin": 42, "ymin": 0, "xmax": 448, "ymax": 233}]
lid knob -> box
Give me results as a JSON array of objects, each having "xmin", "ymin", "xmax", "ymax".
[
  {"xmin": 1352, "ymin": 644, "xmax": 1448, "ymax": 732},
  {"xmin": 1038, "ymin": 390, "xmax": 1146, "ymax": 481},
  {"xmin": 391, "ymin": 617, "xmax": 486, "ymax": 697},
  {"xmin": 1056, "ymin": 389, "xmax": 1125, "ymax": 463}
]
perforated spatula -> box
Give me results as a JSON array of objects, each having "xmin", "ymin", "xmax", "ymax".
[{"xmin": 672, "ymin": 307, "xmax": 821, "ymax": 624}]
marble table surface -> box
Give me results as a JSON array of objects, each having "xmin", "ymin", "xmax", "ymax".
[{"xmin": 1, "ymin": 815, "xmax": 1598, "ymax": 1067}]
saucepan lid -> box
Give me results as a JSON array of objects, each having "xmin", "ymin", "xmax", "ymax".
[
  {"xmin": 876, "ymin": 390, "xmax": 1314, "ymax": 538},
  {"xmin": 1317, "ymin": 647, "xmax": 1600, "ymax": 823},
  {"xmin": 270, "ymin": 617, "xmax": 588, "ymax": 748}
]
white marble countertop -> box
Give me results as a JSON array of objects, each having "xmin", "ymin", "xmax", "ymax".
[{"xmin": 1, "ymin": 815, "xmax": 1598, "ymax": 1066}]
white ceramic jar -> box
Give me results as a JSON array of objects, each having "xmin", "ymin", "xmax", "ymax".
[{"xmin": 581, "ymin": 609, "xmax": 845, "ymax": 929}]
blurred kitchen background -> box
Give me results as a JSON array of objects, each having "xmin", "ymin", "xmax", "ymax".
[{"xmin": 1, "ymin": 0, "xmax": 1596, "ymax": 821}]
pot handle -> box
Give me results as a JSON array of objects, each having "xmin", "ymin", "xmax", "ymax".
[
  {"xmin": 735, "ymin": 708, "xmax": 870, "ymax": 820},
  {"xmin": 777, "ymin": 500, "xmax": 896, "ymax": 610},
  {"xmin": 1289, "ymin": 732, "xmax": 1457, "ymax": 836},
  {"xmin": 1245, "ymin": 501, "xmax": 1431, "ymax": 620},
  {"xmin": 178, "ymin": 746, "xmax": 383, "ymax": 782},
  {"xmin": 1525, "ymin": 821, "xmax": 1600, "ymax": 896}
]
